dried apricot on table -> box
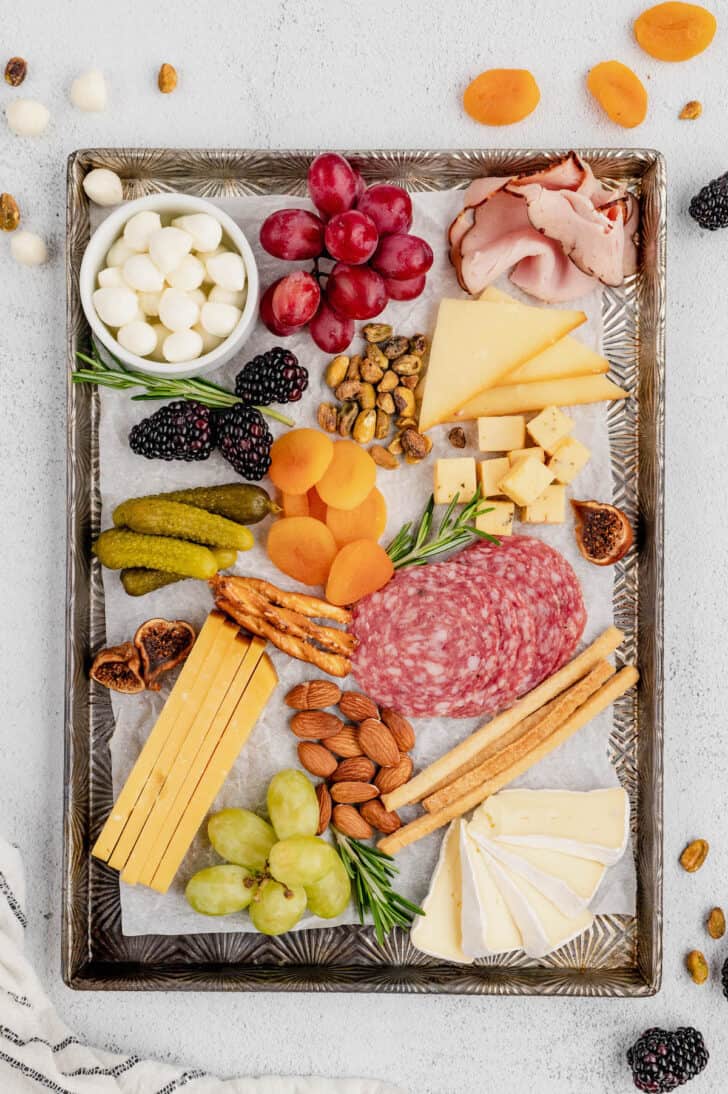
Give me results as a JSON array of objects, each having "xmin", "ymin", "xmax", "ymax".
[
  {"xmin": 463, "ymin": 69, "xmax": 540, "ymax": 126},
  {"xmin": 326, "ymin": 487, "xmax": 387, "ymax": 547},
  {"xmin": 281, "ymin": 492, "xmax": 310, "ymax": 518},
  {"xmin": 267, "ymin": 516, "xmax": 338, "ymax": 586},
  {"xmin": 325, "ymin": 540, "xmax": 394, "ymax": 606},
  {"xmin": 634, "ymin": 2, "xmax": 716, "ymax": 61},
  {"xmin": 269, "ymin": 428, "xmax": 334, "ymax": 495},
  {"xmin": 315, "ymin": 440, "xmax": 377, "ymax": 510},
  {"xmin": 587, "ymin": 61, "xmax": 648, "ymax": 128}
]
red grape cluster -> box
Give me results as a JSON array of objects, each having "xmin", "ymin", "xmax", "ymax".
[{"xmin": 259, "ymin": 153, "xmax": 433, "ymax": 353}]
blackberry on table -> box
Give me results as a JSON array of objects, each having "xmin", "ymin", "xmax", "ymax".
[
  {"xmin": 235, "ymin": 347, "xmax": 308, "ymax": 405},
  {"xmin": 129, "ymin": 401, "xmax": 216, "ymax": 462},
  {"xmin": 627, "ymin": 1027, "xmax": 708, "ymax": 1092},
  {"xmin": 689, "ymin": 172, "xmax": 728, "ymax": 230},
  {"xmin": 216, "ymin": 404, "xmax": 273, "ymax": 480}
]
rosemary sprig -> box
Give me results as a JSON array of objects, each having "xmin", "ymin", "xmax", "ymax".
[
  {"xmin": 333, "ymin": 829, "xmax": 424, "ymax": 945},
  {"xmin": 72, "ymin": 345, "xmax": 294, "ymax": 426},
  {"xmin": 386, "ymin": 487, "xmax": 499, "ymax": 570}
]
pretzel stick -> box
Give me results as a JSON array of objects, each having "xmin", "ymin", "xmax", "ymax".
[
  {"xmin": 219, "ymin": 582, "xmax": 357, "ymax": 656},
  {"xmin": 382, "ymin": 625, "xmax": 624, "ymax": 812},
  {"xmin": 422, "ymin": 660, "xmax": 614, "ymax": 813},
  {"xmin": 215, "ymin": 597, "xmax": 352, "ymax": 678},
  {"xmin": 220, "ymin": 576, "xmax": 352, "ymax": 626},
  {"xmin": 377, "ymin": 665, "xmax": 639, "ymax": 855}
]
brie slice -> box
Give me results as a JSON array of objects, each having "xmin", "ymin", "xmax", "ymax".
[
  {"xmin": 410, "ymin": 820, "xmax": 472, "ymax": 964},
  {"xmin": 460, "ymin": 825, "xmax": 522, "ymax": 957},
  {"xmin": 471, "ymin": 835, "xmax": 599, "ymax": 918}
]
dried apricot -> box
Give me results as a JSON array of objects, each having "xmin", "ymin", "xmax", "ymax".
[
  {"xmin": 634, "ymin": 2, "xmax": 716, "ymax": 61},
  {"xmin": 307, "ymin": 487, "xmax": 328, "ymax": 523},
  {"xmin": 281, "ymin": 492, "xmax": 310, "ymax": 518},
  {"xmin": 267, "ymin": 516, "xmax": 338, "ymax": 586},
  {"xmin": 269, "ymin": 429, "xmax": 334, "ymax": 495},
  {"xmin": 325, "ymin": 540, "xmax": 394, "ymax": 606},
  {"xmin": 326, "ymin": 488, "xmax": 387, "ymax": 547},
  {"xmin": 463, "ymin": 69, "xmax": 540, "ymax": 126},
  {"xmin": 587, "ymin": 61, "xmax": 648, "ymax": 128},
  {"xmin": 315, "ymin": 440, "xmax": 377, "ymax": 510}
]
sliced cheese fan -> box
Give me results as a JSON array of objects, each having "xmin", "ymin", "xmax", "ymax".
[
  {"xmin": 410, "ymin": 819, "xmax": 471, "ymax": 964},
  {"xmin": 459, "ymin": 824, "xmax": 521, "ymax": 958}
]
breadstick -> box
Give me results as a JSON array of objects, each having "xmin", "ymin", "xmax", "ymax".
[
  {"xmin": 222, "ymin": 582, "xmax": 357, "ymax": 656},
  {"xmin": 377, "ymin": 665, "xmax": 639, "ymax": 855},
  {"xmin": 422, "ymin": 660, "xmax": 614, "ymax": 813},
  {"xmin": 220, "ymin": 575, "xmax": 352, "ymax": 625},
  {"xmin": 215, "ymin": 597, "xmax": 352, "ymax": 678},
  {"xmin": 382, "ymin": 625, "xmax": 624, "ymax": 812}
]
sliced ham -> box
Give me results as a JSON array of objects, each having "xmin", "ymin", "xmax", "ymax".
[
  {"xmin": 509, "ymin": 151, "xmax": 586, "ymax": 193},
  {"xmin": 509, "ymin": 239, "xmax": 598, "ymax": 303}
]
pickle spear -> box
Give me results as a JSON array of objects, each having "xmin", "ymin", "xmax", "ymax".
[
  {"xmin": 121, "ymin": 549, "xmax": 237, "ymax": 597},
  {"xmin": 93, "ymin": 529, "xmax": 218, "ymax": 579},
  {"xmin": 113, "ymin": 499, "xmax": 254, "ymax": 551},
  {"xmin": 139, "ymin": 484, "xmax": 278, "ymax": 525}
]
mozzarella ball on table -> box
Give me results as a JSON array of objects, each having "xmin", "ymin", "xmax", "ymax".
[
  {"xmin": 171, "ymin": 213, "xmax": 222, "ymax": 253},
  {"xmin": 159, "ymin": 287, "xmax": 200, "ymax": 331},
  {"xmin": 122, "ymin": 254, "xmax": 165, "ymax": 293},
  {"xmin": 163, "ymin": 329, "xmax": 203, "ymax": 363},
  {"xmin": 200, "ymin": 301, "xmax": 241, "ymax": 338},
  {"xmin": 93, "ymin": 286, "xmax": 138, "ymax": 327},
  {"xmin": 83, "ymin": 168, "xmax": 123, "ymax": 206},
  {"xmin": 117, "ymin": 320, "xmax": 158, "ymax": 357},
  {"xmin": 70, "ymin": 69, "xmax": 108, "ymax": 113},
  {"xmin": 123, "ymin": 211, "xmax": 162, "ymax": 252},
  {"xmin": 206, "ymin": 250, "xmax": 246, "ymax": 292},
  {"xmin": 97, "ymin": 266, "xmax": 125, "ymax": 288},
  {"xmin": 11, "ymin": 231, "xmax": 48, "ymax": 266},
  {"xmin": 208, "ymin": 285, "xmax": 245, "ymax": 308},
  {"xmin": 166, "ymin": 254, "xmax": 205, "ymax": 291},
  {"xmin": 149, "ymin": 226, "xmax": 193, "ymax": 275},
  {"xmin": 5, "ymin": 99, "xmax": 50, "ymax": 136}
]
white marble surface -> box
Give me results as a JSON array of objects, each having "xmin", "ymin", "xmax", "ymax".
[{"xmin": 2, "ymin": 0, "xmax": 727, "ymax": 1090}]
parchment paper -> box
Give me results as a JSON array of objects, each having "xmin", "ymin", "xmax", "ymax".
[{"xmin": 93, "ymin": 190, "xmax": 636, "ymax": 935}]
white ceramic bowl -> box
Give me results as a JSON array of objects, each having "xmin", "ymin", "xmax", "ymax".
[{"xmin": 79, "ymin": 194, "xmax": 259, "ymax": 380}]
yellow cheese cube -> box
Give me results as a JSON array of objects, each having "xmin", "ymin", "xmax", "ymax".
[
  {"xmin": 476, "ymin": 501, "xmax": 515, "ymax": 537},
  {"xmin": 522, "ymin": 485, "xmax": 567, "ymax": 524},
  {"xmin": 508, "ymin": 446, "xmax": 545, "ymax": 466},
  {"xmin": 497, "ymin": 457, "xmax": 554, "ymax": 507},
  {"xmin": 547, "ymin": 437, "xmax": 591, "ymax": 484},
  {"xmin": 526, "ymin": 405, "xmax": 575, "ymax": 454},
  {"xmin": 477, "ymin": 415, "xmax": 526, "ymax": 452},
  {"xmin": 478, "ymin": 457, "xmax": 510, "ymax": 498},
  {"xmin": 433, "ymin": 457, "xmax": 477, "ymax": 504}
]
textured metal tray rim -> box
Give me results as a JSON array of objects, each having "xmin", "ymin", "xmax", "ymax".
[{"xmin": 64, "ymin": 147, "xmax": 665, "ymax": 994}]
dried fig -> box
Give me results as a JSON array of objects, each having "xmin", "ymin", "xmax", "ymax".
[
  {"xmin": 90, "ymin": 642, "xmax": 145, "ymax": 694},
  {"xmin": 572, "ymin": 500, "xmax": 633, "ymax": 566},
  {"xmin": 133, "ymin": 618, "xmax": 195, "ymax": 690}
]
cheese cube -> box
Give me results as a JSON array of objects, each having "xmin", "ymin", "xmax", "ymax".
[
  {"xmin": 433, "ymin": 457, "xmax": 477, "ymax": 505},
  {"xmin": 547, "ymin": 437, "xmax": 591, "ymax": 484},
  {"xmin": 477, "ymin": 415, "xmax": 526, "ymax": 453},
  {"xmin": 508, "ymin": 446, "xmax": 545, "ymax": 466},
  {"xmin": 522, "ymin": 485, "xmax": 566, "ymax": 524},
  {"xmin": 476, "ymin": 501, "xmax": 515, "ymax": 537},
  {"xmin": 497, "ymin": 457, "xmax": 554, "ymax": 507},
  {"xmin": 526, "ymin": 405, "xmax": 575, "ymax": 454},
  {"xmin": 478, "ymin": 457, "xmax": 510, "ymax": 498}
]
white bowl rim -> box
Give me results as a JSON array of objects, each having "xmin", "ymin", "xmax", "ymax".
[{"xmin": 79, "ymin": 193, "xmax": 259, "ymax": 379}]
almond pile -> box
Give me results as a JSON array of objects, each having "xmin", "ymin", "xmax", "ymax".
[{"xmin": 285, "ymin": 679, "xmax": 415, "ymax": 839}]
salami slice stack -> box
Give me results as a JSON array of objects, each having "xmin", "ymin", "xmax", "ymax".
[{"xmin": 350, "ymin": 535, "xmax": 586, "ymax": 719}]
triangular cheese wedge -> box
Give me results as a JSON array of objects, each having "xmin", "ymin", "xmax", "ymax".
[
  {"xmin": 451, "ymin": 374, "xmax": 628, "ymax": 420},
  {"xmin": 460, "ymin": 825, "xmax": 522, "ymax": 957},
  {"xmin": 418, "ymin": 299, "xmax": 586, "ymax": 431},
  {"xmin": 473, "ymin": 836, "xmax": 603, "ymax": 918},
  {"xmin": 411, "ymin": 820, "xmax": 472, "ymax": 964},
  {"xmin": 490, "ymin": 841, "xmax": 606, "ymax": 907}
]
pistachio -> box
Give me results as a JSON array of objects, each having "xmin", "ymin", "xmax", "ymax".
[
  {"xmin": 363, "ymin": 322, "xmax": 392, "ymax": 343},
  {"xmin": 679, "ymin": 100, "xmax": 702, "ymax": 120},
  {"xmin": 378, "ymin": 369, "xmax": 399, "ymax": 393},
  {"xmin": 353, "ymin": 409, "xmax": 376, "ymax": 445},
  {"xmin": 335, "ymin": 379, "xmax": 362, "ymax": 402},
  {"xmin": 0, "ymin": 193, "xmax": 20, "ymax": 232},
  {"xmin": 346, "ymin": 354, "xmax": 362, "ymax": 381},
  {"xmin": 4, "ymin": 57, "xmax": 27, "ymax": 87},
  {"xmin": 370, "ymin": 444, "xmax": 399, "ymax": 469},
  {"xmin": 380, "ymin": 336, "xmax": 409, "ymax": 359},
  {"xmin": 326, "ymin": 355, "xmax": 350, "ymax": 389},
  {"xmin": 686, "ymin": 950, "xmax": 709, "ymax": 984},
  {"xmin": 158, "ymin": 63, "xmax": 178, "ymax": 93},
  {"xmin": 707, "ymin": 907, "xmax": 725, "ymax": 939},
  {"xmin": 393, "ymin": 385, "xmax": 416, "ymax": 417},
  {"xmin": 448, "ymin": 427, "xmax": 467, "ymax": 449},
  {"xmin": 409, "ymin": 333, "xmax": 428, "ymax": 356},
  {"xmin": 400, "ymin": 428, "xmax": 430, "ymax": 461},
  {"xmin": 360, "ymin": 358, "xmax": 384, "ymax": 383},
  {"xmin": 387, "ymin": 435, "xmax": 403, "ymax": 455},
  {"xmin": 400, "ymin": 374, "xmax": 419, "ymax": 390},
  {"xmin": 359, "ymin": 381, "xmax": 376, "ymax": 411},
  {"xmin": 680, "ymin": 839, "xmax": 709, "ymax": 873},
  {"xmin": 365, "ymin": 343, "xmax": 388, "ymax": 370},
  {"xmin": 376, "ymin": 391, "xmax": 396, "ymax": 415},
  {"xmin": 337, "ymin": 401, "xmax": 358, "ymax": 438},
  {"xmin": 392, "ymin": 353, "xmax": 422, "ymax": 376},
  {"xmin": 374, "ymin": 408, "xmax": 390, "ymax": 439},
  {"xmin": 317, "ymin": 403, "xmax": 339, "ymax": 434},
  {"xmin": 396, "ymin": 416, "xmax": 418, "ymax": 430}
]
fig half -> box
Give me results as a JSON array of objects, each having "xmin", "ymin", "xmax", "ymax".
[
  {"xmin": 134, "ymin": 618, "xmax": 196, "ymax": 691},
  {"xmin": 90, "ymin": 642, "xmax": 145, "ymax": 694},
  {"xmin": 571, "ymin": 500, "xmax": 633, "ymax": 566}
]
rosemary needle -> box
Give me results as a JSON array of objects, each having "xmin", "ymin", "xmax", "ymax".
[
  {"xmin": 333, "ymin": 829, "xmax": 423, "ymax": 945},
  {"xmin": 386, "ymin": 487, "xmax": 499, "ymax": 570}
]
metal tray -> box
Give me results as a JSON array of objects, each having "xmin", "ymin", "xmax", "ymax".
[{"xmin": 64, "ymin": 148, "xmax": 665, "ymax": 993}]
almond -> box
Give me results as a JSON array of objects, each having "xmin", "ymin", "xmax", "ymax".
[
  {"xmin": 380, "ymin": 708, "xmax": 416, "ymax": 751},
  {"xmin": 339, "ymin": 691, "xmax": 379, "ymax": 722},
  {"xmin": 330, "ymin": 781, "xmax": 379, "ymax": 804},
  {"xmin": 358, "ymin": 718, "xmax": 400, "ymax": 768},
  {"xmin": 325, "ymin": 725, "xmax": 363, "ymax": 758},
  {"xmin": 331, "ymin": 756, "xmax": 376, "ymax": 783},
  {"xmin": 297, "ymin": 741, "xmax": 337, "ymax": 778},
  {"xmin": 374, "ymin": 753, "xmax": 413, "ymax": 795},
  {"xmin": 360, "ymin": 799, "xmax": 402, "ymax": 834},
  {"xmin": 332, "ymin": 804, "xmax": 372, "ymax": 839},
  {"xmin": 290, "ymin": 710, "xmax": 344, "ymax": 740},
  {"xmin": 285, "ymin": 680, "xmax": 342, "ymax": 710},
  {"xmin": 316, "ymin": 783, "xmax": 332, "ymax": 835}
]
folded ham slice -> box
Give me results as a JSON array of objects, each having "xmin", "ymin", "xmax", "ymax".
[{"xmin": 509, "ymin": 239, "xmax": 598, "ymax": 302}]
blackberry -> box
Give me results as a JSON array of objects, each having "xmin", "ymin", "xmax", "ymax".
[
  {"xmin": 129, "ymin": 401, "xmax": 215, "ymax": 462},
  {"xmin": 235, "ymin": 347, "xmax": 308, "ymax": 405},
  {"xmin": 216, "ymin": 404, "xmax": 273, "ymax": 480},
  {"xmin": 689, "ymin": 172, "xmax": 728, "ymax": 230},
  {"xmin": 627, "ymin": 1027, "xmax": 708, "ymax": 1092}
]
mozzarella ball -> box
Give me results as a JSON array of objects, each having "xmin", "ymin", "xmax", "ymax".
[
  {"xmin": 93, "ymin": 286, "xmax": 138, "ymax": 327},
  {"xmin": 208, "ymin": 285, "xmax": 245, "ymax": 308},
  {"xmin": 149, "ymin": 226, "xmax": 193, "ymax": 275},
  {"xmin": 171, "ymin": 213, "xmax": 223, "ymax": 253},
  {"xmin": 205, "ymin": 250, "xmax": 245, "ymax": 292},
  {"xmin": 97, "ymin": 266, "xmax": 125, "ymax": 288},
  {"xmin": 123, "ymin": 211, "xmax": 162, "ymax": 252},
  {"xmin": 117, "ymin": 320, "xmax": 158, "ymax": 357},
  {"xmin": 200, "ymin": 301, "xmax": 241, "ymax": 338},
  {"xmin": 150, "ymin": 322, "xmax": 173, "ymax": 361},
  {"xmin": 82, "ymin": 168, "xmax": 123, "ymax": 206},
  {"xmin": 193, "ymin": 323, "xmax": 223, "ymax": 356},
  {"xmin": 159, "ymin": 287, "xmax": 199, "ymax": 331},
  {"xmin": 122, "ymin": 254, "xmax": 165, "ymax": 293},
  {"xmin": 163, "ymin": 329, "xmax": 203, "ymax": 363},
  {"xmin": 166, "ymin": 254, "xmax": 205, "ymax": 292},
  {"xmin": 6, "ymin": 99, "xmax": 50, "ymax": 137},
  {"xmin": 11, "ymin": 231, "xmax": 48, "ymax": 266},
  {"xmin": 188, "ymin": 288, "xmax": 207, "ymax": 310},
  {"xmin": 137, "ymin": 290, "xmax": 162, "ymax": 317},
  {"xmin": 105, "ymin": 238, "xmax": 135, "ymax": 267},
  {"xmin": 70, "ymin": 69, "xmax": 108, "ymax": 113}
]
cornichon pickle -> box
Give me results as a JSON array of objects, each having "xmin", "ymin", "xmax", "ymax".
[
  {"xmin": 120, "ymin": 549, "xmax": 237, "ymax": 597},
  {"xmin": 144, "ymin": 484, "xmax": 278, "ymax": 525},
  {"xmin": 93, "ymin": 529, "xmax": 218, "ymax": 579},
  {"xmin": 112, "ymin": 499, "xmax": 254, "ymax": 551}
]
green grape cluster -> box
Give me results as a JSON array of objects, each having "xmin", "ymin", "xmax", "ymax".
[{"xmin": 185, "ymin": 769, "xmax": 351, "ymax": 935}]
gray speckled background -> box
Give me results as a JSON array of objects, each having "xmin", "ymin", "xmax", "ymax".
[{"xmin": 1, "ymin": 0, "xmax": 726, "ymax": 1090}]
